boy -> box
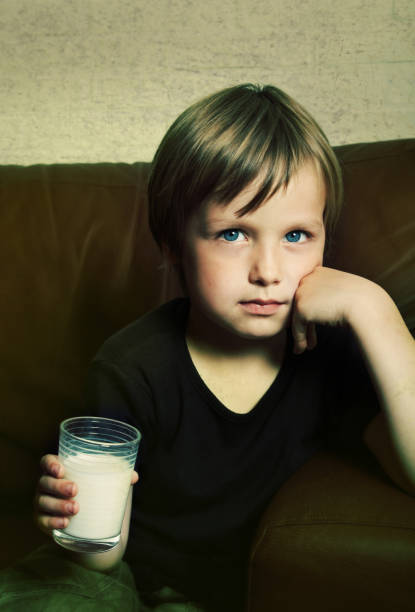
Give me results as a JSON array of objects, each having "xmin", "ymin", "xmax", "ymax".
[{"xmin": 34, "ymin": 84, "xmax": 415, "ymax": 611}]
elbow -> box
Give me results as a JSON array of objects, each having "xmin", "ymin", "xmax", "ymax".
[{"xmin": 364, "ymin": 413, "xmax": 415, "ymax": 497}]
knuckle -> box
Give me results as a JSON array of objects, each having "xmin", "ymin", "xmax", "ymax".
[
  {"xmin": 39, "ymin": 475, "xmax": 57, "ymax": 495},
  {"xmin": 39, "ymin": 475, "xmax": 73, "ymax": 498},
  {"xmin": 38, "ymin": 475, "xmax": 49, "ymax": 491},
  {"xmin": 43, "ymin": 455, "xmax": 62, "ymax": 477},
  {"xmin": 37, "ymin": 494, "xmax": 68, "ymax": 517},
  {"xmin": 41, "ymin": 454, "xmax": 53, "ymax": 469},
  {"xmin": 34, "ymin": 508, "xmax": 65, "ymax": 536},
  {"xmin": 36, "ymin": 515, "xmax": 49, "ymax": 532},
  {"xmin": 39, "ymin": 454, "xmax": 49, "ymax": 468},
  {"xmin": 49, "ymin": 516, "xmax": 61, "ymax": 530},
  {"xmin": 37, "ymin": 494, "xmax": 49, "ymax": 510},
  {"xmin": 44, "ymin": 516, "xmax": 55, "ymax": 531}
]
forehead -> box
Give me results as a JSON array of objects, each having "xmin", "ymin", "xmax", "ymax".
[{"xmin": 203, "ymin": 159, "xmax": 326, "ymax": 223}]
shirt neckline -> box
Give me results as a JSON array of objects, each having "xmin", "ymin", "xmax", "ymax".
[{"xmin": 176, "ymin": 299, "xmax": 296, "ymax": 421}]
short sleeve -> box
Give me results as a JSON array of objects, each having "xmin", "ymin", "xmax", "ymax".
[
  {"xmin": 322, "ymin": 325, "xmax": 381, "ymax": 453},
  {"xmin": 84, "ymin": 358, "xmax": 157, "ymax": 460}
]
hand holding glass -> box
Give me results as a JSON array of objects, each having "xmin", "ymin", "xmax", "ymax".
[{"xmin": 53, "ymin": 416, "xmax": 141, "ymax": 553}]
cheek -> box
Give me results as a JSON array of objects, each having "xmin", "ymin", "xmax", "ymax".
[
  {"xmin": 198, "ymin": 262, "xmax": 235, "ymax": 295},
  {"xmin": 184, "ymin": 247, "xmax": 226, "ymax": 293},
  {"xmin": 195, "ymin": 252, "xmax": 242, "ymax": 300},
  {"xmin": 287, "ymin": 249, "xmax": 324, "ymax": 291}
]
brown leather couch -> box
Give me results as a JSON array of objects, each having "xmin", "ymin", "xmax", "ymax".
[{"xmin": 1, "ymin": 139, "xmax": 414, "ymax": 610}]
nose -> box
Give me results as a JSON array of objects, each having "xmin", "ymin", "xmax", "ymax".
[{"xmin": 248, "ymin": 243, "xmax": 282, "ymax": 286}]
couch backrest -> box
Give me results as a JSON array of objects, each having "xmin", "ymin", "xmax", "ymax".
[
  {"xmin": 0, "ymin": 139, "xmax": 414, "ymax": 501},
  {"xmin": 329, "ymin": 139, "xmax": 414, "ymax": 332}
]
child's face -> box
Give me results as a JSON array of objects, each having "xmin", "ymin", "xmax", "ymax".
[{"xmin": 181, "ymin": 159, "xmax": 326, "ymax": 342}]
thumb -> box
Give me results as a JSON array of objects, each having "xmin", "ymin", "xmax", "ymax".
[{"xmin": 131, "ymin": 470, "xmax": 139, "ymax": 485}]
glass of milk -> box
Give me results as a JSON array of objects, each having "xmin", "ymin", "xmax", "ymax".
[{"xmin": 53, "ymin": 416, "xmax": 141, "ymax": 553}]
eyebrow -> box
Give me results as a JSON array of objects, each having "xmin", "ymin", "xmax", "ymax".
[
  {"xmin": 287, "ymin": 219, "xmax": 324, "ymax": 230},
  {"xmin": 206, "ymin": 215, "xmax": 239, "ymax": 226},
  {"xmin": 206, "ymin": 216, "xmax": 324, "ymax": 230}
]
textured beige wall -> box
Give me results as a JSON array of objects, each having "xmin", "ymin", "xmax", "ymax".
[{"xmin": 1, "ymin": 0, "xmax": 414, "ymax": 164}]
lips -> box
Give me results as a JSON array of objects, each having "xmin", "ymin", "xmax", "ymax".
[{"xmin": 240, "ymin": 299, "xmax": 285, "ymax": 315}]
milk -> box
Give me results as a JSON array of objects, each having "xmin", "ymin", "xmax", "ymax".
[{"xmin": 61, "ymin": 452, "xmax": 132, "ymax": 539}]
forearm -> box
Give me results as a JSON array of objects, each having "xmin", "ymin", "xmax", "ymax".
[
  {"xmin": 349, "ymin": 284, "xmax": 415, "ymax": 488},
  {"xmin": 67, "ymin": 486, "xmax": 133, "ymax": 572},
  {"xmin": 292, "ymin": 267, "xmax": 415, "ymax": 492}
]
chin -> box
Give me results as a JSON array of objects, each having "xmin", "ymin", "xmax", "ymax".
[
  {"xmin": 197, "ymin": 306, "xmax": 288, "ymax": 343},
  {"xmin": 225, "ymin": 319, "xmax": 287, "ymax": 341},
  {"xmin": 238, "ymin": 328, "xmax": 285, "ymax": 340}
]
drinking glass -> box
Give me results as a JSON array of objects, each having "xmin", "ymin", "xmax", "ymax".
[{"xmin": 53, "ymin": 416, "xmax": 140, "ymax": 553}]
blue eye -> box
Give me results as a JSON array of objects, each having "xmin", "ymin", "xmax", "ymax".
[
  {"xmin": 285, "ymin": 231, "xmax": 306, "ymax": 243},
  {"xmin": 220, "ymin": 229, "xmax": 243, "ymax": 242}
]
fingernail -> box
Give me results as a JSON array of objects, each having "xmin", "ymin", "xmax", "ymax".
[
  {"xmin": 58, "ymin": 518, "xmax": 68, "ymax": 529},
  {"xmin": 51, "ymin": 464, "xmax": 59, "ymax": 477},
  {"xmin": 65, "ymin": 502, "xmax": 75, "ymax": 514},
  {"xmin": 65, "ymin": 484, "xmax": 74, "ymax": 496}
]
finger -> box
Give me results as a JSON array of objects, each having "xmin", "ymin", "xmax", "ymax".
[
  {"xmin": 38, "ymin": 475, "xmax": 77, "ymax": 498},
  {"xmin": 36, "ymin": 493, "xmax": 79, "ymax": 518},
  {"xmin": 131, "ymin": 470, "xmax": 139, "ymax": 485},
  {"xmin": 40, "ymin": 454, "xmax": 64, "ymax": 478},
  {"xmin": 291, "ymin": 311, "xmax": 308, "ymax": 354},
  {"xmin": 36, "ymin": 512, "xmax": 70, "ymax": 534},
  {"xmin": 306, "ymin": 323, "xmax": 317, "ymax": 350},
  {"xmin": 34, "ymin": 491, "xmax": 79, "ymax": 536}
]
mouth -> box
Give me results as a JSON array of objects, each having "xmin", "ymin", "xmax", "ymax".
[{"xmin": 239, "ymin": 299, "xmax": 285, "ymax": 315}]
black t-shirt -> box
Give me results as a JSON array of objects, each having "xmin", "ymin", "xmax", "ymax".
[{"xmin": 85, "ymin": 298, "xmax": 380, "ymax": 611}]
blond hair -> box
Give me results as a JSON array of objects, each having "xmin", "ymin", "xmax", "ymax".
[{"xmin": 148, "ymin": 83, "xmax": 343, "ymax": 257}]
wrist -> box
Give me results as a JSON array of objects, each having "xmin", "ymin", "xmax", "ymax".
[{"xmin": 345, "ymin": 280, "xmax": 395, "ymax": 333}]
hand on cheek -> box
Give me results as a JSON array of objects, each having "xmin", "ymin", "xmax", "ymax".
[{"xmin": 291, "ymin": 266, "xmax": 373, "ymax": 354}]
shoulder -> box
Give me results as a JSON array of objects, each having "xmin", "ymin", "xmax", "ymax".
[
  {"xmin": 94, "ymin": 298, "xmax": 189, "ymax": 368},
  {"xmin": 85, "ymin": 299, "xmax": 190, "ymax": 437}
]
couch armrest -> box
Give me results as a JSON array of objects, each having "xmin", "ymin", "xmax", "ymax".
[{"xmin": 247, "ymin": 449, "xmax": 415, "ymax": 612}]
